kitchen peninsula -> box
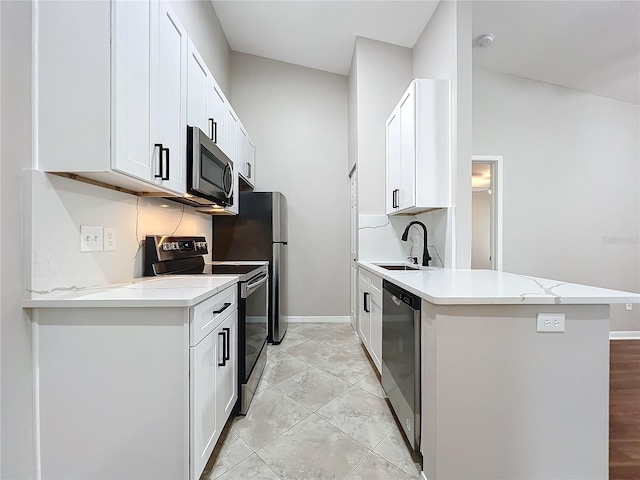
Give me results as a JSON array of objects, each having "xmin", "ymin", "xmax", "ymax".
[{"xmin": 359, "ymin": 261, "xmax": 640, "ymax": 480}]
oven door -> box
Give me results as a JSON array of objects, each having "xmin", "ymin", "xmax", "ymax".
[{"xmin": 240, "ymin": 271, "xmax": 268, "ymax": 391}]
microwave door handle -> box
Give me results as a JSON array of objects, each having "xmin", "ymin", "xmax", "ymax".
[{"xmin": 223, "ymin": 164, "xmax": 233, "ymax": 198}]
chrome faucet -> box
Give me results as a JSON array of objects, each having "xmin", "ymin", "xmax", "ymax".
[{"xmin": 401, "ymin": 221, "xmax": 432, "ymax": 267}]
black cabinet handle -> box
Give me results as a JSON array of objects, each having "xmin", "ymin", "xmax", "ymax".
[
  {"xmin": 392, "ymin": 189, "xmax": 399, "ymax": 208},
  {"xmin": 364, "ymin": 292, "xmax": 370, "ymax": 313},
  {"xmin": 154, "ymin": 144, "xmax": 170, "ymax": 181},
  {"xmin": 218, "ymin": 331, "xmax": 226, "ymax": 366},
  {"xmin": 154, "ymin": 143, "xmax": 164, "ymax": 179},
  {"xmin": 164, "ymin": 147, "xmax": 170, "ymax": 180},
  {"xmin": 247, "ymin": 162, "xmax": 252, "ymax": 179},
  {"xmin": 212, "ymin": 302, "xmax": 231, "ymax": 315},
  {"xmin": 209, "ymin": 118, "xmax": 217, "ymax": 143},
  {"xmin": 223, "ymin": 327, "xmax": 230, "ymax": 361}
]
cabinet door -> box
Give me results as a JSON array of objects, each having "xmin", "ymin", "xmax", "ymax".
[
  {"xmin": 224, "ymin": 107, "xmax": 238, "ymax": 162},
  {"xmin": 386, "ymin": 109, "xmax": 401, "ymax": 214},
  {"xmin": 112, "ymin": 0, "xmax": 154, "ymax": 181},
  {"xmin": 238, "ymin": 124, "xmax": 248, "ymax": 180},
  {"xmin": 398, "ymin": 87, "xmax": 416, "ymax": 211},
  {"xmin": 190, "ymin": 330, "xmax": 218, "ymax": 480},
  {"xmin": 187, "ymin": 39, "xmax": 209, "ymax": 136},
  {"xmin": 246, "ymin": 138, "xmax": 256, "ymax": 186},
  {"xmin": 216, "ymin": 312, "xmax": 238, "ymax": 425},
  {"xmin": 150, "ymin": 1, "xmax": 187, "ymax": 194},
  {"xmin": 358, "ymin": 275, "xmax": 371, "ymax": 347},
  {"xmin": 370, "ymin": 292, "xmax": 382, "ymax": 373},
  {"xmin": 208, "ymin": 77, "xmax": 227, "ymax": 150}
]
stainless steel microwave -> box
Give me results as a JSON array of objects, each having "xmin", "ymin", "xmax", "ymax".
[{"xmin": 186, "ymin": 125, "xmax": 234, "ymax": 207}]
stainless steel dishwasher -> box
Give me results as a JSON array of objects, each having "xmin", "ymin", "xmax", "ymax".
[{"xmin": 381, "ymin": 279, "xmax": 421, "ymax": 452}]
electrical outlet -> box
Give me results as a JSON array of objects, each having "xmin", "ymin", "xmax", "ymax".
[
  {"xmin": 104, "ymin": 227, "xmax": 116, "ymax": 251},
  {"xmin": 80, "ymin": 225, "xmax": 103, "ymax": 252},
  {"xmin": 536, "ymin": 313, "xmax": 565, "ymax": 333},
  {"xmin": 626, "ymin": 304, "xmax": 633, "ymax": 311}
]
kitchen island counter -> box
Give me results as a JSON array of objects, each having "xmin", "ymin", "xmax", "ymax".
[
  {"xmin": 358, "ymin": 261, "xmax": 640, "ymax": 305},
  {"xmin": 358, "ymin": 261, "xmax": 639, "ymax": 480}
]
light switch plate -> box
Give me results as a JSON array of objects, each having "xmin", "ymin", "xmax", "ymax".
[
  {"xmin": 537, "ymin": 313, "xmax": 565, "ymax": 333},
  {"xmin": 80, "ymin": 225, "xmax": 103, "ymax": 252}
]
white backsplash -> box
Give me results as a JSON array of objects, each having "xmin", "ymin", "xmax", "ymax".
[
  {"xmin": 28, "ymin": 171, "xmax": 213, "ymax": 294},
  {"xmin": 358, "ymin": 208, "xmax": 453, "ymax": 268}
]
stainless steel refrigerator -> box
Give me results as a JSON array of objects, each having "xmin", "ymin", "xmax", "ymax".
[{"xmin": 212, "ymin": 192, "xmax": 288, "ymax": 344}]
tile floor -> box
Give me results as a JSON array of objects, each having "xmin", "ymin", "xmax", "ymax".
[{"xmin": 201, "ymin": 322, "xmax": 422, "ymax": 480}]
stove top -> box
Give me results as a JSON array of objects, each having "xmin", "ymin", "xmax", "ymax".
[{"xmin": 144, "ymin": 235, "xmax": 268, "ymax": 281}]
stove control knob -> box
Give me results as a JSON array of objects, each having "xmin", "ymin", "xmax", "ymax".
[{"xmin": 162, "ymin": 243, "xmax": 171, "ymax": 251}]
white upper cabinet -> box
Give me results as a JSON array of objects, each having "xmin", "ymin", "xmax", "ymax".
[
  {"xmin": 187, "ymin": 38, "xmax": 227, "ymax": 150},
  {"xmin": 112, "ymin": 0, "xmax": 154, "ymax": 182},
  {"xmin": 187, "ymin": 39, "xmax": 210, "ymax": 135},
  {"xmin": 386, "ymin": 79, "xmax": 452, "ymax": 215},
  {"xmin": 224, "ymin": 106, "xmax": 239, "ymax": 163},
  {"xmin": 246, "ymin": 139, "xmax": 256, "ymax": 186},
  {"xmin": 208, "ymin": 78, "xmax": 227, "ymax": 151},
  {"xmin": 150, "ymin": 1, "xmax": 188, "ymax": 194},
  {"xmin": 236, "ymin": 121, "xmax": 256, "ymax": 189},
  {"xmin": 37, "ymin": 0, "xmax": 187, "ymax": 195}
]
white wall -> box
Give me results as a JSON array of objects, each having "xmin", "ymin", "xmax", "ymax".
[
  {"xmin": 413, "ymin": 0, "xmax": 473, "ymax": 268},
  {"xmin": 1, "ymin": 1, "xmax": 34, "ymax": 477},
  {"xmin": 1, "ymin": 2, "xmax": 230, "ymax": 475},
  {"xmin": 473, "ymin": 67, "xmax": 640, "ymax": 332},
  {"xmin": 352, "ymin": 37, "xmax": 413, "ymax": 216},
  {"xmin": 230, "ymin": 52, "xmax": 349, "ymax": 317},
  {"xmin": 29, "ymin": 172, "xmax": 213, "ymax": 293}
]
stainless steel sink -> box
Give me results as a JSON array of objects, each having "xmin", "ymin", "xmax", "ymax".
[{"xmin": 377, "ymin": 265, "xmax": 419, "ymax": 271}]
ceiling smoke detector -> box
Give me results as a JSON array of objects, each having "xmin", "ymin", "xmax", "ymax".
[{"xmin": 477, "ymin": 34, "xmax": 495, "ymax": 48}]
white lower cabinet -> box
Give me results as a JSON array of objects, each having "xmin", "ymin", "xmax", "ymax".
[
  {"xmin": 190, "ymin": 309, "xmax": 237, "ymax": 479},
  {"xmin": 358, "ymin": 268, "xmax": 382, "ymax": 373},
  {"xmin": 31, "ymin": 284, "xmax": 238, "ymax": 480}
]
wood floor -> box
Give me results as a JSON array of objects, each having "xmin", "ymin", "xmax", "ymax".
[{"xmin": 609, "ymin": 340, "xmax": 640, "ymax": 480}]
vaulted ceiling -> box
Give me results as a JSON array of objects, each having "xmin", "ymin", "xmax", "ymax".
[{"xmin": 212, "ymin": 0, "xmax": 640, "ymax": 105}]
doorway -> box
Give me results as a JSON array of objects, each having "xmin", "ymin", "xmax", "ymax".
[{"xmin": 471, "ymin": 155, "xmax": 503, "ymax": 271}]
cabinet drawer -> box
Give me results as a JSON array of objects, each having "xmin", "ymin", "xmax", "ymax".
[
  {"xmin": 190, "ymin": 284, "xmax": 237, "ymax": 346},
  {"xmin": 369, "ymin": 273, "xmax": 383, "ymax": 298}
]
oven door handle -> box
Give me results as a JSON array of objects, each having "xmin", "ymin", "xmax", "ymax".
[{"xmin": 247, "ymin": 273, "xmax": 268, "ymax": 289}]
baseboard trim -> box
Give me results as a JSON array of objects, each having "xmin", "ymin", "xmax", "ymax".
[
  {"xmin": 287, "ymin": 316, "xmax": 351, "ymax": 324},
  {"xmin": 610, "ymin": 331, "xmax": 640, "ymax": 340}
]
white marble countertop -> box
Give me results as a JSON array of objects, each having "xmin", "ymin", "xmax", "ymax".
[
  {"xmin": 359, "ymin": 261, "xmax": 640, "ymax": 305},
  {"xmin": 23, "ymin": 275, "xmax": 239, "ymax": 308}
]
